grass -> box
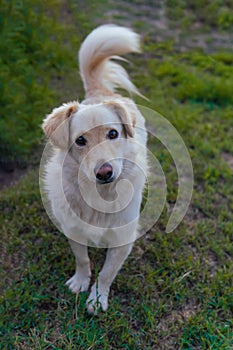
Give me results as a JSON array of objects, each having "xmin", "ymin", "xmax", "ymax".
[
  {"xmin": 0, "ymin": 0, "xmax": 93, "ymax": 166},
  {"xmin": 165, "ymin": 0, "xmax": 233, "ymax": 30},
  {"xmin": 1, "ymin": 0, "xmax": 233, "ymax": 349}
]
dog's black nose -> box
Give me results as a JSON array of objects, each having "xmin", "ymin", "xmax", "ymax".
[{"xmin": 95, "ymin": 163, "xmax": 113, "ymax": 183}]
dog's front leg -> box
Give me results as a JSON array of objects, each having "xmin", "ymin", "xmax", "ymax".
[
  {"xmin": 86, "ymin": 243, "xmax": 133, "ymax": 314},
  {"xmin": 66, "ymin": 239, "xmax": 91, "ymax": 293}
]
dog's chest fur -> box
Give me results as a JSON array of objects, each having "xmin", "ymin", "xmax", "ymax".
[{"xmin": 45, "ymin": 151, "xmax": 145, "ymax": 246}]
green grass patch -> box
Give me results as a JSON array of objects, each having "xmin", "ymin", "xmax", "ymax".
[
  {"xmin": 0, "ymin": 0, "xmax": 98, "ymax": 165},
  {"xmin": 165, "ymin": 0, "xmax": 233, "ymax": 30},
  {"xmin": 0, "ymin": 166, "xmax": 232, "ymax": 348},
  {"xmin": 0, "ymin": 1, "xmax": 70, "ymax": 163}
]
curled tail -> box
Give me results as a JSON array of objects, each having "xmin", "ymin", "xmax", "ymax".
[{"xmin": 78, "ymin": 24, "xmax": 143, "ymax": 98}]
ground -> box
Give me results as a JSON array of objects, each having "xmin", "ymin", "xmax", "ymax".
[{"xmin": 0, "ymin": 0, "xmax": 233, "ymax": 349}]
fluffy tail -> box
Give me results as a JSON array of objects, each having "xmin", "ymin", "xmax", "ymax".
[{"xmin": 78, "ymin": 24, "xmax": 143, "ymax": 98}]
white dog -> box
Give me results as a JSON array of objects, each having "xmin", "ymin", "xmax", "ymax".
[{"xmin": 42, "ymin": 25, "xmax": 148, "ymax": 314}]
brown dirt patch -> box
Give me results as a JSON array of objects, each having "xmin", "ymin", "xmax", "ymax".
[
  {"xmin": 0, "ymin": 166, "xmax": 27, "ymax": 190},
  {"xmin": 222, "ymin": 152, "xmax": 233, "ymax": 172}
]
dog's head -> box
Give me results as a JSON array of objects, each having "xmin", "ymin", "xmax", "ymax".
[{"xmin": 42, "ymin": 100, "xmax": 137, "ymax": 184}]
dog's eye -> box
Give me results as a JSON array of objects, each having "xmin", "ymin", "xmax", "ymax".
[
  {"xmin": 75, "ymin": 136, "xmax": 87, "ymax": 146},
  {"xmin": 107, "ymin": 129, "xmax": 118, "ymax": 140}
]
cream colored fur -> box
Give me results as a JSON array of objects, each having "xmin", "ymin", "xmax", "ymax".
[{"xmin": 42, "ymin": 25, "xmax": 148, "ymax": 314}]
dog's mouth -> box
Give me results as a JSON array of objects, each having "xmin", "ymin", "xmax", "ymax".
[{"xmin": 96, "ymin": 174, "xmax": 115, "ymax": 185}]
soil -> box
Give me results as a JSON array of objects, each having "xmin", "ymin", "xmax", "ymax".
[
  {"xmin": 222, "ymin": 152, "xmax": 233, "ymax": 172},
  {"xmin": 104, "ymin": 0, "xmax": 233, "ymax": 53},
  {"xmin": 0, "ymin": 166, "xmax": 27, "ymax": 190}
]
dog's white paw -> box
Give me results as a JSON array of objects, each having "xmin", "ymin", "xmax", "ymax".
[
  {"xmin": 66, "ymin": 273, "xmax": 90, "ymax": 293},
  {"xmin": 86, "ymin": 283, "xmax": 109, "ymax": 315}
]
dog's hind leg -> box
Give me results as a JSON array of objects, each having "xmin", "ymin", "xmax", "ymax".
[
  {"xmin": 66, "ymin": 239, "xmax": 91, "ymax": 293},
  {"xmin": 86, "ymin": 243, "xmax": 133, "ymax": 314}
]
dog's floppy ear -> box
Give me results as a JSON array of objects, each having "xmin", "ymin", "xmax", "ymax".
[
  {"xmin": 42, "ymin": 101, "xmax": 79, "ymax": 149},
  {"xmin": 105, "ymin": 100, "xmax": 136, "ymax": 138}
]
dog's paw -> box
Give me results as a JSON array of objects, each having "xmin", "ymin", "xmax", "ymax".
[
  {"xmin": 66, "ymin": 273, "xmax": 90, "ymax": 293},
  {"xmin": 86, "ymin": 283, "xmax": 109, "ymax": 315}
]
